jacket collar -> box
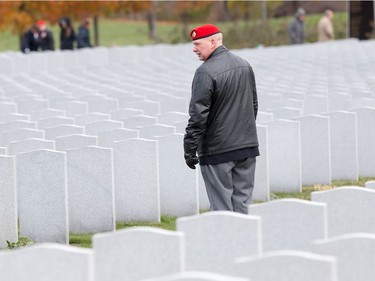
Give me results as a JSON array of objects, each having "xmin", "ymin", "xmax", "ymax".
[{"xmin": 207, "ymin": 45, "xmax": 228, "ymax": 60}]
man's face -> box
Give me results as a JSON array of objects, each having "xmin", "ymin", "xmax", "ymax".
[{"xmin": 193, "ymin": 37, "xmax": 213, "ymax": 61}]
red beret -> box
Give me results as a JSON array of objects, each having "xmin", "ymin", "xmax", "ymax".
[{"xmin": 190, "ymin": 24, "xmax": 221, "ymax": 41}]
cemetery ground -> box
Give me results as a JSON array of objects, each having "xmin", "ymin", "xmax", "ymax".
[
  {"xmin": 7, "ymin": 177, "xmax": 372, "ymax": 250},
  {"xmin": 0, "ymin": 12, "xmax": 348, "ymax": 52}
]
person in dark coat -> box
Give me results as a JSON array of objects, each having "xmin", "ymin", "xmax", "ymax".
[
  {"xmin": 21, "ymin": 25, "xmax": 40, "ymax": 53},
  {"xmin": 37, "ymin": 20, "xmax": 55, "ymax": 51},
  {"xmin": 77, "ymin": 18, "xmax": 92, "ymax": 49},
  {"xmin": 59, "ymin": 16, "xmax": 76, "ymax": 50},
  {"xmin": 288, "ymin": 7, "xmax": 306, "ymax": 44},
  {"xmin": 184, "ymin": 24, "xmax": 259, "ymax": 214}
]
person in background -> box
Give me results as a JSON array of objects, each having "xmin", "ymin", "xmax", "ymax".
[
  {"xmin": 318, "ymin": 9, "xmax": 335, "ymax": 42},
  {"xmin": 184, "ymin": 24, "xmax": 259, "ymax": 214},
  {"xmin": 77, "ymin": 18, "xmax": 92, "ymax": 49},
  {"xmin": 59, "ymin": 16, "xmax": 76, "ymax": 50},
  {"xmin": 21, "ymin": 24, "xmax": 40, "ymax": 54},
  {"xmin": 288, "ymin": 7, "xmax": 306, "ymax": 44},
  {"xmin": 37, "ymin": 20, "xmax": 55, "ymax": 51}
]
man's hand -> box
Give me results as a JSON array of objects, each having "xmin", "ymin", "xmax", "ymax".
[{"xmin": 184, "ymin": 154, "xmax": 199, "ymax": 170}]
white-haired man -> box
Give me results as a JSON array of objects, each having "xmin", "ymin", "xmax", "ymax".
[{"xmin": 184, "ymin": 24, "xmax": 259, "ymax": 214}]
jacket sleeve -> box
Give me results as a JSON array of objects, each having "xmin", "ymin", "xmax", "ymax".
[
  {"xmin": 250, "ymin": 67, "xmax": 258, "ymax": 119},
  {"xmin": 184, "ymin": 69, "xmax": 213, "ymax": 156}
]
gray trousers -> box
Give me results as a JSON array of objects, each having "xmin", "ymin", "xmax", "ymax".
[{"xmin": 200, "ymin": 157, "xmax": 256, "ymax": 214}]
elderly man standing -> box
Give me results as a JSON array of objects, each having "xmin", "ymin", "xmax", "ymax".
[
  {"xmin": 288, "ymin": 7, "xmax": 306, "ymax": 44},
  {"xmin": 318, "ymin": 10, "xmax": 335, "ymax": 41},
  {"xmin": 183, "ymin": 24, "xmax": 259, "ymax": 214}
]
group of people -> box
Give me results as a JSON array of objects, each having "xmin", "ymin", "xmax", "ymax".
[
  {"xmin": 288, "ymin": 8, "xmax": 335, "ymax": 44},
  {"xmin": 21, "ymin": 17, "xmax": 92, "ymax": 54}
]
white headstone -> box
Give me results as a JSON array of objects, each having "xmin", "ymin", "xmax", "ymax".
[
  {"xmin": 122, "ymin": 115, "xmax": 157, "ymax": 129},
  {"xmin": 311, "ymin": 187, "xmax": 375, "ymax": 237},
  {"xmin": 296, "ymin": 115, "xmax": 331, "ymax": 185},
  {"xmin": 253, "ymin": 125, "xmax": 270, "ymax": 201},
  {"xmin": 365, "ymin": 181, "xmax": 375, "ymax": 189},
  {"xmin": 265, "ymin": 120, "xmax": 301, "ymax": 192},
  {"xmin": 37, "ymin": 116, "xmax": 74, "ymax": 130},
  {"xmin": 114, "ymin": 139, "xmax": 160, "ymax": 222},
  {"xmin": 97, "ymin": 128, "xmax": 139, "ymax": 148},
  {"xmin": 16, "ymin": 150, "xmax": 68, "ymax": 243},
  {"xmin": 176, "ymin": 212, "xmax": 262, "ymax": 274},
  {"xmin": 351, "ymin": 107, "xmax": 375, "ymax": 177},
  {"xmin": 234, "ymin": 251, "xmax": 337, "ymax": 281},
  {"xmin": 9, "ymin": 138, "xmax": 54, "ymax": 155},
  {"xmin": 143, "ymin": 272, "xmax": 250, "ymax": 281},
  {"xmin": 29, "ymin": 108, "xmax": 65, "ymax": 121},
  {"xmin": 0, "ymin": 128, "xmax": 44, "ymax": 147},
  {"xmin": 0, "ymin": 156, "xmax": 18, "ymax": 248},
  {"xmin": 139, "ymin": 124, "xmax": 175, "ymax": 139},
  {"xmin": 326, "ymin": 111, "xmax": 358, "ymax": 181},
  {"xmin": 44, "ymin": 124, "xmax": 84, "ymax": 140},
  {"xmin": 249, "ymin": 199, "xmax": 327, "ymax": 252},
  {"xmin": 93, "ymin": 227, "xmax": 184, "ymax": 281},
  {"xmin": 67, "ymin": 146, "xmax": 115, "ymax": 233},
  {"xmin": 84, "ymin": 120, "xmax": 123, "ymax": 136},
  {"xmin": 74, "ymin": 112, "xmax": 110, "ymax": 126},
  {"xmin": 313, "ymin": 233, "xmax": 375, "ymax": 281},
  {"xmin": 0, "ymin": 120, "xmax": 36, "ymax": 133},
  {"xmin": 55, "ymin": 134, "xmax": 97, "ymax": 151},
  {"xmin": 157, "ymin": 134, "xmax": 199, "ymax": 216},
  {"xmin": 0, "ymin": 243, "xmax": 93, "ymax": 281}
]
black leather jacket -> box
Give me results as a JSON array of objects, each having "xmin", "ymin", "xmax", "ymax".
[{"xmin": 184, "ymin": 45, "xmax": 258, "ymax": 158}]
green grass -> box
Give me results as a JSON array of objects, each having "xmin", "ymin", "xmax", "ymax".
[{"xmin": 0, "ymin": 12, "xmax": 348, "ymax": 52}]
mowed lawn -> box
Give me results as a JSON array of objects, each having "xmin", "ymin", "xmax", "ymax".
[{"xmin": 0, "ymin": 12, "xmax": 348, "ymax": 52}]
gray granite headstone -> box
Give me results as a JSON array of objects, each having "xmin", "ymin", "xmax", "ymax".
[
  {"xmin": 93, "ymin": 227, "xmax": 184, "ymax": 281},
  {"xmin": 0, "ymin": 244, "xmax": 93, "ymax": 281},
  {"xmin": 114, "ymin": 139, "xmax": 160, "ymax": 222},
  {"xmin": 176, "ymin": 212, "xmax": 261, "ymax": 274},
  {"xmin": 67, "ymin": 146, "xmax": 115, "ymax": 233},
  {"xmin": 55, "ymin": 134, "xmax": 97, "ymax": 151},
  {"xmin": 16, "ymin": 149, "xmax": 68, "ymax": 243},
  {"xmin": 0, "ymin": 156, "xmax": 18, "ymax": 248},
  {"xmin": 9, "ymin": 138, "xmax": 54, "ymax": 155},
  {"xmin": 44, "ymin": 124, "xmax": 84, "ymax": 140},
  {"xmin": 157, "ymin": 134, "xmax": 199, "ymax": 217},
  {"xmin": 311, "ymin": 187, "xmax": 375, "ymax": 237}
]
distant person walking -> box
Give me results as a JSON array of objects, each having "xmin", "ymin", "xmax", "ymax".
[
  {"xmin": 37, "ymin": 20, "xmax": 55, "ymax": 51},
  {"xmin": 59, "ymin": 16, "xmax": 76, "ymax": 50},
  {"xmin": 184, "ymin": 24, "xmax": 259, "ymax": 214},
  {"xmin": 288, "ymin": 7, "xmax": 306, "ymax": 44},
  {"xmin": 77, "ymin": 18, "xmax": 92, "ymax": 49},
  {"xmin": 318, "ymin": 9, "xmax": 335, "ymax": 41},
  {"xmin": 21, "ymin": 25, "xmax": 40, "ymax": 53}
]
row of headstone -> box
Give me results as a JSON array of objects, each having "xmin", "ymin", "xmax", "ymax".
[
  {"xmin": 1, "ymin": 39, "xmax": 375, "ymax": 246},
  {"xmin": 2, "ymin": 191, "xmax": 375, "ymax": 281}
]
